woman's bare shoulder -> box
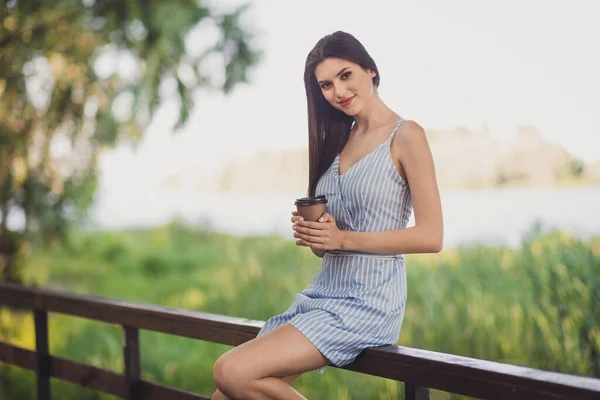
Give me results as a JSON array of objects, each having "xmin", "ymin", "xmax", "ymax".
[{"xmin": 393, "ymin": 119, "xmax": 428, "ymax": 151}]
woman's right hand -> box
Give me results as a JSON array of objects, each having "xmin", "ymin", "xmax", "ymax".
[
  {"xmin": 291, "ymin": 211, "xmax": 304, "ymax": 225},
  {"xmin": 291, "ymin": 211, "xmax": 306, "ymax": 247},
  {"xmin": 291, "ymin": 211, "xmax": 326, "ymax": 258}
]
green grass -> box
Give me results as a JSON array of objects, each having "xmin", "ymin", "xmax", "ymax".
[{"xmin": 1, "ymin": 221, "xmax": 599, "ymax": 399}]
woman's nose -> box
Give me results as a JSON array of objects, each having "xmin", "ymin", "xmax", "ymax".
[{"xmin": 333, "ymin": 82, "xmax": 347, "ymax": 99}]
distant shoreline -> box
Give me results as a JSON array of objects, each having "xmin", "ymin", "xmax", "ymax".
[{"xmin": 163, "ymin": 126, "xmax": 600, "ymax": 193}]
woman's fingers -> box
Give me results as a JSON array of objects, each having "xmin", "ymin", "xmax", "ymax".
[
  {"xmin": 294, "ymin": 225, "xmax": 322, "ymax": 237},
  {"xmin": 291, "ymin": 211, "xmax": 303, "ymax": 224},
  {"xmin": 294, "ymin": 231, "xmax": 325, "ymax": 243}
]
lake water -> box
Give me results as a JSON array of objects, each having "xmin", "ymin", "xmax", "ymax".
[{"xmin": 88, "ymin": 186, "xmax": 600, "ymax": 249}]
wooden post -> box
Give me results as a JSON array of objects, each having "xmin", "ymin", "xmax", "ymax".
[
  {"xmin": 34, "ymin": 309, "xmax": 51, "ymax": 400},
  {"xmin": 405, "ymin": 383, "xmax": 431, "ymax": 400},
  {"xmin": 123, "ymin": 325, "xmax": 142, "ymax": 400}
]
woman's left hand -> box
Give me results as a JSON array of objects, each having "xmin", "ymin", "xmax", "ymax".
[{"xmin": 293, "ymin": 213, "xmax": 345, "ymax": 251}]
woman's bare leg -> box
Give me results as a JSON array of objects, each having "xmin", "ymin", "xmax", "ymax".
[
  {"xmin": 211, "ymin": 373, "xmax": 301, "ymax": 400},
  {"xmin": 212, "ymin": 323, "xmax": 329, "ymax": 399}
]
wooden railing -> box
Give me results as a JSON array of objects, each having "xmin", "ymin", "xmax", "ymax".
[{"xmin": 0, "ymin": 282, "xmax": 599, "ymax": 399}]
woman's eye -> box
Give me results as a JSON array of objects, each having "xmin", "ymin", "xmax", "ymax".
[
  {"xmin": 342, "ymin": 71, "xmax": 351, "ymax": 79},
  {"xmin": 320, "ymin": 83, "xmax": 331, "ymax": 89}
]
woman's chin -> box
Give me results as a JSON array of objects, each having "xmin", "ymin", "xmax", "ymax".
[{"xmin": 337, "ymin": 105, "xmax": 360, "ymax": 116}]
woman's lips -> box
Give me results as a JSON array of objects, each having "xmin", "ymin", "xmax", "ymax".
[{"xmin": 339, "ymin": 96, "xmax": 355, "ymax": 107}]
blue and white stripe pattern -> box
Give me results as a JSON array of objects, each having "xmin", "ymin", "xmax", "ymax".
[{"xmin": 257, "ymin": 119, "xmax": 412, "ymax": 373}]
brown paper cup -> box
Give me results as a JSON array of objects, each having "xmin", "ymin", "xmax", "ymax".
[{"xmin": 295, "ymin": 195, "xmax": 328, "ymax": 222}]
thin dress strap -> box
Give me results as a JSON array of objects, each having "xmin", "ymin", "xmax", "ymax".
[{"xmin": 390, "ymin": 118, "xmax": 406, "ymax": 138}]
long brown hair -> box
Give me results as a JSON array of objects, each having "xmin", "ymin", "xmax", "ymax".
[{"xmin": 304, "ymin": 31, "xmax": 381, "ymax": 196}]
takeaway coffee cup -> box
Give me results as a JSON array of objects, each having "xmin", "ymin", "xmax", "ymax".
[{"xmin": 295, "ymin": 195, "xmax": 327, "ymax": 222}]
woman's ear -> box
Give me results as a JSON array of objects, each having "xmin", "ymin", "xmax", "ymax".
[{"xmin": 371, "ymin": 69, "xmax": 377, "ymax": 78}]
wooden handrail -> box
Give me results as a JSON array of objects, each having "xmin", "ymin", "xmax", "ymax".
[{"xmin": 1, "ymin": 282, "xmax": 599, "ymax": 399}]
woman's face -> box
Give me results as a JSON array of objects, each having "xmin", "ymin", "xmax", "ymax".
[{"xmin": 314, "ymin": 57, "xmax": 377, "ymax": 116}]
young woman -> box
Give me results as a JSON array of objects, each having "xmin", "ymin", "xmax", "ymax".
[{"xmin": 211, "ymin": 30, "xmax": 443, "ymax": 400}]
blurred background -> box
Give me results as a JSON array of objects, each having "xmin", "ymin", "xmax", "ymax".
[{"xmin": 1, "ymin": 0, "xmax": 599, "ymax": 399}]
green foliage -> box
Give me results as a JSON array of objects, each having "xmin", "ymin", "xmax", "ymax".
[
  {"xmin": 2, "ymin": 227, "xmax": 598, "ymax": 399},
  {"xmin": 0, "ymin": 1, "xmax": 261, "ymax": 281}
]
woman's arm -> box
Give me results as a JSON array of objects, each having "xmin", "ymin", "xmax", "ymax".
[{"xmin": 294, "ymin": 121, "xmax": 443, "ymax": 255}]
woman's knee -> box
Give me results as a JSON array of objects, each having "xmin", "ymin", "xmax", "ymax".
[{"xmin": 212, "ymin": 353, "xmax": 252, "ymax": 398}]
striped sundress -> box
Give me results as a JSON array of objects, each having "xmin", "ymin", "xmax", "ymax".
[{"xmin": 257, "ymin": 119, "xmax": 412, "ymax": 373}]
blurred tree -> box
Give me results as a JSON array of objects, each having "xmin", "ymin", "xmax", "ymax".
[{"xmin": 0, "ymin": 0, "xmax": 261, "ymax": 281}]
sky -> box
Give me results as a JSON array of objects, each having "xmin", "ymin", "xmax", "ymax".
[{"xmin": 99, "ymin": 0, "xmax": 600, "ymax": 194}]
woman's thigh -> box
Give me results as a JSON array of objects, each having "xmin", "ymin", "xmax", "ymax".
[{"xmin": 215, "ymin": 323, "xmax": 330, "ymax": 380}]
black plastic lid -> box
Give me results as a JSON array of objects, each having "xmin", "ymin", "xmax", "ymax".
[{"xmin": 295, "ymin": 195, "xmax": 327, "ymax": 206}]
